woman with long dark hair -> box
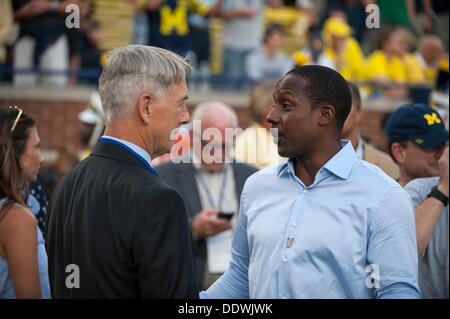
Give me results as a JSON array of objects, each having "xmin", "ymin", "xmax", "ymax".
[{"xmin": 0, "ymin": 107, "xmax": 50, "ymax": 298}]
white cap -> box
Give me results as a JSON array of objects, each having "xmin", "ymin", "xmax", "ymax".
[{"xmin": 78, "ymin": 92, "xmax": 104, "ymax": 124}]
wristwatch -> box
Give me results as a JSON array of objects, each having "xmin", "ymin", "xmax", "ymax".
[{"xmin": 427, "ymin": 186, "xmax": 449, "ymax": 207}]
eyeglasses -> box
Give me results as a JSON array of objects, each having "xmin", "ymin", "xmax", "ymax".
[{"xmin": 9, "ymin": 106, "xmax": 23, "ymax": 132}]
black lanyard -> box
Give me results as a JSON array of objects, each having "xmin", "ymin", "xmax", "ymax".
[{"xmin": 195, "ymin": 165, "xmax": 229, "ymax": 210}]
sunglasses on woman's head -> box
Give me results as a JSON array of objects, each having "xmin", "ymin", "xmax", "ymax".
[{"xmin": 9, "ymin": 106, "xmax": 23, "ymax": 132}]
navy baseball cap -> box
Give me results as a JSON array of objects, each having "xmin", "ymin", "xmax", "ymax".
[{"xmin": 385, "ymin": 104, "xmax": 449, "ymax": 149}]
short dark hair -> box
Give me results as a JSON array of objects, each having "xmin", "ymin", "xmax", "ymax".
[
  {"xmin": 348, "ymin": 82, "xmax": 361, "ymax": 110},
  {"xmin": 263, "ymin": 24, "xmax": 284, "ymax": 44},
  {"xmin": 286, "ymin": 65, "xmax": 352, "ymax": 129}
]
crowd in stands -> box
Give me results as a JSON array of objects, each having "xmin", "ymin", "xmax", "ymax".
[{"xmin": 0, "ymin": 0, "xmax": 448, "ymax": 98}]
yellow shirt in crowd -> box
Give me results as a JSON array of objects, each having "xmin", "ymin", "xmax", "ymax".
[
  {"xmin": 159, "ymin": 0, "xmax": 210, "ymax": 37},
  {"xmin": 321, "ymin": 37, "xmax": 366, "ymax": 82},
  {"xmin": 365, "ymin": 50, "xmax": 407, "ymax": 83}
]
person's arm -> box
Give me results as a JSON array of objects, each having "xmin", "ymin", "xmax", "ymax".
[
  {"xmin": 15, "ymin": 0, "xmax": 75, "ymax": 20},
  {"xmin": 405, "ymin": 0, "xmax": 417, "ymax": 24},
  {"xmin": 133, "ymin": 188, "xmax": 198, "ymax": 298},
  {"xmin": 0, "ymin": 0, "xmax": 13, "ymax": 44},
  {"xmin": 146, "ymin": 0, "xmax": 162, "ymax": 11},
  {"xmin": 218, "ymin": 2, "xmax": 257, "ymax": 21},
  {"xmin": 14, "ymin": 1, "xmax": 37, "ymax": 20},
  {"xmin": 205, "ymin": 0, "xmax": 223, "ymax": 18},
  {"xmin": 414, "ymin": 147, "xmax": 448, "ymax": 255},
  {"xmin": 367, "ymin": 187, "xmax": 421, "ymax": 299},
  {"xmin": 200, "ymin": 187, "xmax": 250, "ymax": 299},
  {"xmin": 421, "ymin": 0, "xmax": 434, "ymax": 32},
  {"xmin": 0, "ymin": 205, "xmax": 41, "ymax": 298}
]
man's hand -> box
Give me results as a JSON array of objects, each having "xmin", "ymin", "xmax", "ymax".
[
  {"xmin": 438, "ymin": 146, "xmax": 449, "ymax": 197},
  {"xmin": 192, "ymin": 209, "xmax": 232, "ymax": 240}
]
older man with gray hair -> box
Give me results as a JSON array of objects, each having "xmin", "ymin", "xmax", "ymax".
[
  {"xmin": 156, "ymin": 101, "xmax": 258, "ymax": 290},
  {"xmin": 46, "ymin": 45, "xmax": 198, "ymax": 298}
]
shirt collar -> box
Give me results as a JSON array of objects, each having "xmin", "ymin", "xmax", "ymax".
[
  {"xmin": 101, "ymin": 135, "xmax": 153, "ymax": 167},
  {"xmin": 276, "ymin": 140, "xmax": 358, "ymax": 180}
]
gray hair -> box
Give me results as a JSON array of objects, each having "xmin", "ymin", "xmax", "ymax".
[
  {"xmin": 192, "ymin": 102, "xmax": 239, "ymax": 129},
  {"xmin": 99, "ymin": 45, "xmax": 191, "ymax": 124}
]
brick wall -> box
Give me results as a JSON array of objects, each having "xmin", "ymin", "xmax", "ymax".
[{"xmin": 0, "ymin": 99, "xmax": 392, "ymax": 157}]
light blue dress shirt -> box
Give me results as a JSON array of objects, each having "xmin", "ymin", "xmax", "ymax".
[
  {"xmin": 201, "ymin": 141, "xmax": 421, "ymax": 299},
  {"xmin": 101, "ymin": 135, "xmax": 152, "ymax": 166}
]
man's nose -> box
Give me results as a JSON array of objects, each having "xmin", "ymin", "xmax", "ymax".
[
  {"xmin": 266, "ymin": 107, "xmax": 278, "ymax": 126},
  {"xmin": 180, "ymin": 108, "xmax": 190, "ymax": 124}
]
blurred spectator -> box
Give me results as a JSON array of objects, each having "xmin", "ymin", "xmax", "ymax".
[
  {"xmin": 404, "ymin": 146, "xmax": 449, "ymax": 299},
  {"xmin": 131, "ymin": 0, "xmax": 149, "ymax": 45},
  {"xmin": 363, "ymin": 0, "xmax": 419, "ymax": 54},
  {"xmin": 291, "ymin": 0, "xmax": 318, "ymax": 44},
  {"xmin": 65, "ymin": 0, "xmax": 91, "ymax": 85},
  {"xmin": 12, "ymin": 0, "xmax": 72, "ymax": 86},
  {"xmin": 342, "ymin": 83, "xmax": 400, "ymax": 179},
  {"xmin": 422, "ymin": 0, "xmax": 449, "ymax": 49},
  {"xmin": 76, "ymin": 91, "xmax": 104, "ymax": 161},
  {"xmin": 365, "ymin": 27, "xmax": 409, "ymax": 97},
  {"xmin": 156, "ymin": 102, "xmax": 258, "ymax": 290},
  {"xmin": 234, "ymin": 81, "xmax": 285, "ymax": 168},
  {"xmin": 385, "ymin": 103, "xmax": 448, "ymax": 186},
  {"xmin": 415, "ymin": 35, "xmax": 447, "ymax": 86},
  {"xmin": 220, "ymin": 0, "xmax": 263, "ymax": 90},
  {"xmin": 317, "ymin": 16, "xmax": 365, "ymax": 82},
  {"xmin": 78, "ymin": 21, "xmax": 103, "ymax": 84},
  {"xmin": 92, "ymin": 0, "xmax": 135, "ymax": 50},
  {"xmin": 145, "ymin": 0, "xmax": 222, "ymax": 57},
  {"xmin": 377, "ymin": 0, "xmax": 417, "ymax": 28},
  {"xmin": 393, "ymin": 27, "xmax": 428, "ymax": 85},
  {"xmin": 189, "ymin": 0, "xmax": 216, "ymax": 67},
  {"xmin": 0, "ymin": 0, "xmax": 13, "ymax": 66},
  {"xmin": 321, "ymin": 0, "xmax": 369, "ymax": 44},
  {"xmin": 245, "ymin": 24, "xmax": 293, "ymax": 83}
]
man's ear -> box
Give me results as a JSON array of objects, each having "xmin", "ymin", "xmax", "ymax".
[
  {"xmin": 391, "ymin": 142, "xmax": 406, "ymax": 164},
  {"xmin": 137, "ymin": 93, "xmax": 154, "ymax": 124},
  {"xmin": 318, "ymin": 105, "xmax": 335, "ymax": 127}
]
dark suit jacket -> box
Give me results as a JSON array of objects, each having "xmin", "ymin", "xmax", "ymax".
[
  {"xmin": 155, "ymin": 160, "xmax": 258, "ymax": 289},
  {"xmin": 45, "ymin": 141, "xmax": 198, "ymax": 298}
]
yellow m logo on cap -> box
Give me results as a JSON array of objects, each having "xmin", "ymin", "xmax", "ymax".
[{"xmin": 423, "ymin": 113, "xmax": 441, "ymax": 126}]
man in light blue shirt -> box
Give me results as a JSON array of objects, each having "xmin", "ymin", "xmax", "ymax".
[{"xmin": 201, "ymin": 65, "xmax": 421, "ymax": 299}]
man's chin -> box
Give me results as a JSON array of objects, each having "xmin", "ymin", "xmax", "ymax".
[{"xmin": 277, "ymin": 147, "xmax": 291, "ymax": 158}]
